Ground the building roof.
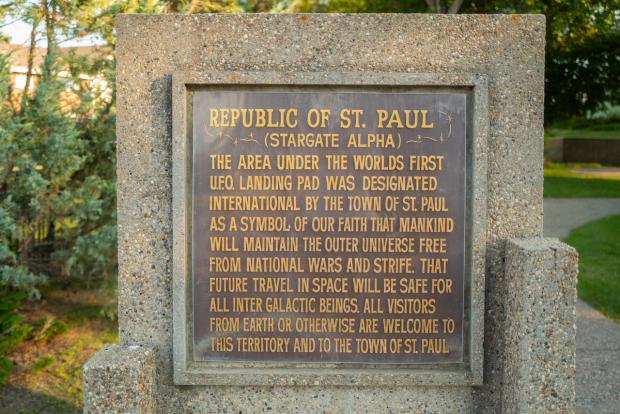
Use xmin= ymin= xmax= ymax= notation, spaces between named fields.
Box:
xmin=0 ymin=43 xmax=112 ymax=69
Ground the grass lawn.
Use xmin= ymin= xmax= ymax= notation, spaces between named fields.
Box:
xmin=0 ymin=288 xmax=118 ymax=413
xmin=565 ymin=215 xmax=620 ymax=322
xmin=544 ymin=163 xmax=620 ymax=197
xmin=546 ymin=123 xmax=620 ymax=139
xmin=546 ymin=128 xmax=620 ymax=139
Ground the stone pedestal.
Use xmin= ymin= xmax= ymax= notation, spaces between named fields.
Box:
xmin=84 ymin=345 xmax=156 ymax=414
xmin=503 ymin=239 xmax=578 ymax=412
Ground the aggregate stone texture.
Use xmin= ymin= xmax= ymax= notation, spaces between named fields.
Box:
xmin=503 ymin=238 xmax=577 ymax=413
xmin=83 ymin=344 xmax=156 ymax=413
xmin=97 ymin=13 xmax=552 ymax=413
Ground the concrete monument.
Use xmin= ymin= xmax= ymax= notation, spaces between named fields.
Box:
xmin=83 ymin=14 xmax=577 ymax=413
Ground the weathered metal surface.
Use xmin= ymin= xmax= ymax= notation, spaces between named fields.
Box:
xmin=191 ymin=91 xmax=466 ymax=364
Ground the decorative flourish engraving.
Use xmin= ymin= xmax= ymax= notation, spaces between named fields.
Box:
xmin=204 ymin=127 xmax=259 ymax=146
xmin=404 ymin=111 xmax=453 ymax=144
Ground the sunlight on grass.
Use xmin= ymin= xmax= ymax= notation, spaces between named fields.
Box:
xmin=565 ymin=215 xmax=620 ymax=322
xmin=544 ymin=163 xmax=620 ymax=197
xmin=547 ymin=129 xmax=620 ymax=139
xmin=546 ymin=124 xmax=620 ymax=139
xmin=2 ymin=289 xmax=118 ymax=413
xmin=29 ymin=356 xmax=55 ymax=373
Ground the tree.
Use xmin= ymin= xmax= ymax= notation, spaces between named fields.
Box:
xmin=287 ymin=0 xmax=427 ymax=12
xmin=465 ymin=0 xmax=619 ymax=121
xmin=545 ymin=29 xmax=619 ymax=122
xmin=164 ymin=0 xmax=243 ymax=12
xmin=289 ymin=0 xmax=619 ymax=122
xmin=0 ymin=0 xmax=122 ymax=382
xmin=423 ymin=0 xmax=463 ymax=12
xmin=0 ymin=0 xmax=122 ymax=290
xmin=19 ymin=4 xmax=41 ymax=112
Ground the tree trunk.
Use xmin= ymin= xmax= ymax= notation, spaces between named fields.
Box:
xmin=20 ymin=15 xmax=39 ymax=115
xmin=424 ymin=0 xmax=438 ymax=12
xmin=41 ymin=0 xmax=56 ymax=80
xmin=448 ymin=0 xmax=464 ymax=14
xmin=425 ymin=0 xmax=464 ymax=13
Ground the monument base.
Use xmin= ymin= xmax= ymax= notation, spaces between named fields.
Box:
xmin=503 ymin=238 xmax=577 ymax=412
xmin=84 ymin=238 xmax=576 ymax=413
xmin=84 ymin=345 xmax=156 ymax=414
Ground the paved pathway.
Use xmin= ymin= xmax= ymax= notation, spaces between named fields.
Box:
xmin=543 ymin=198 xmax=620 ymax=414
xmin=575 ymin=300 xmax=620 ymax=414
xmin=543 ymin=198 xmax=620 ymax=239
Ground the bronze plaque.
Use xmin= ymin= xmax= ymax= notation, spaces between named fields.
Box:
xmin=191 ymin=91 xmax=466 ymax=364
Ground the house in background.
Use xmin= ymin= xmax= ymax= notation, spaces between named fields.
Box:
xmin=0 ymin=43 xmax=112 ymax=111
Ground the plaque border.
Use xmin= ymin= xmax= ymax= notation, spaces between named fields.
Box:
xmin=172 ymin=71 xmax=488 ymax=386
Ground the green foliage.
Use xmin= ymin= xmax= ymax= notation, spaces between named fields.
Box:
xmin=189 ymin=0 xmax=244 ymax=12
xmin=0 ymin=1 xmax=119 ymax=385
xmin=51 ymin=47 xmax=118 ymax=287
xmin=164 ymin=0 xmax=243 ymax=12
xmin=0 ymin=2 xmax=119 ymax=288
xmin=0 ymin=50 xmax=92 ymax=286
xmin=60 ymin=301 xmax=117 ymax=325
xmin=34 ymin=317 xmax=69 ymax=342
xmin=287 ymin=0 xmax=620 ymax=123
xmin=0 ymin=51 xmax=39 ymax=383
xmin=0 ymin=356 xmax=13 ymax=385
xmin=590 ymin=104 xmax=620 ymax=123
xmin=0 ymin=290 xmax=32 ymax=384
xmin=30 ymin=355 xmax=56 ymax=372
xmin=0 ymin=291 xmax=32 ymax=352
xmin=546 ymin=105 xmax=620 ymax=137
xmin=50 ymin=340 xmax=86 ymax=400
xmin=0 ymin=53 xmax=46 ymax=296
xmin=565 ymin=215 xmax=620 ymax=321
xmin=545 ymin=29 xmax=620 ymax=122
xmin=287 ymin=0 xmax=426 ymax=12
xmin=546 ymin=127 xmax=620 ymax=139
xmin=464 ymin=0 xmax=620 ymax=122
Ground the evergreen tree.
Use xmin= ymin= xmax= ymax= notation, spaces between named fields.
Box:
xmin=0 ymin=1 xmax=120 ymax=381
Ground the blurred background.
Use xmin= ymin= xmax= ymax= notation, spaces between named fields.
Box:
xmin=0 ymin=1 xmax=617 ymax=413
